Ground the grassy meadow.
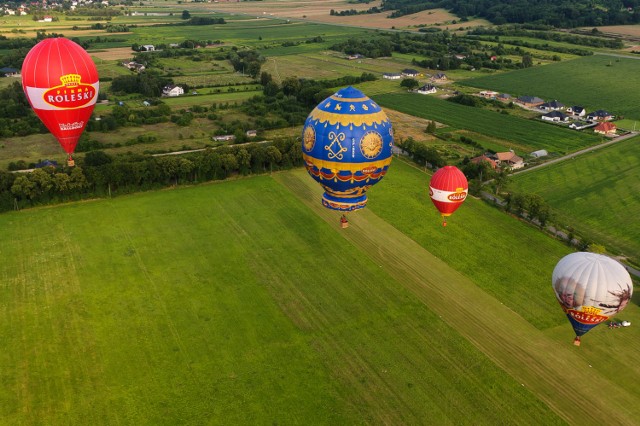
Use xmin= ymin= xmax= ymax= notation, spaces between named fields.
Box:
xmin=2 ymin=164 xmax=639 ymax=424
xmin=373 ymin=92 xmax=602 ymax=154
xmin=460 ymin=55 xmax=640 ymax=120
xmin=509 ymin=135 xmax=640 ymax=264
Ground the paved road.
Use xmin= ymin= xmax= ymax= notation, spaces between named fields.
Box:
xmin=511 ymin=131 xmax=638 ymax=176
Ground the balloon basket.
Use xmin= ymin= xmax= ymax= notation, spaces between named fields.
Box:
xmin=573 ymin=337 xmax=581 ymax=346
xmin=341 ymin=221 xmax=349 ymax=229
xmin=67 ymin=157 xmax=75 ymax=167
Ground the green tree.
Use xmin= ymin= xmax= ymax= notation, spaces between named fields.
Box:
xmin=521 ymin=54 xmax=533 ymax=68
xmin=400 ymin=78 xmax=420 ymax=90
xmin=181 ymin=10 xmax=191 ymax=20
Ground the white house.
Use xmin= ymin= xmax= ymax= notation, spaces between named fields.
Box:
xmin=541 ymin=111 xmax=569 ymax=122
xmin=383 ymin=73 xmax=402 ymax=80
xmin=567 ymin=106 xmax=586 ymax=117
xmin=141 ymin=45 xmax=155 ymax=52
xmin=162 ymin=85 xmax=184 ymax=97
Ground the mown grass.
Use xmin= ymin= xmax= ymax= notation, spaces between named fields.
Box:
xmin=373 ymin=92 xmax=602 ymax=154
xmin=508 ymin=135 xmax=640 ymax=263
xmin=459 ymin=54 xmax=640 ymax=120
xmin=0 ymin=175 xmax=562 ymax=425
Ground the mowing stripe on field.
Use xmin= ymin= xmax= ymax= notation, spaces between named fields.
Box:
xmin=275 ymin=169 xmax=640 ymax=426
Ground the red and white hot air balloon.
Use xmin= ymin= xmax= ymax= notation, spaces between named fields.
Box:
xmin=22 ymin=37 xmax=99 ymax=166
xmin=429 ymin=165 xmax=468 ymax=226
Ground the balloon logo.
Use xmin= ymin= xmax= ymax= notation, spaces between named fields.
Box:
xmin=552 ymin=252 xmax=633 ymax=346
xmin=22 ymin=37 xmax=99 ymax=166
xmin=302 ymin=86 xmax=393 ymax=213
xmin=429 ymin=165 xmax=468 ymax=226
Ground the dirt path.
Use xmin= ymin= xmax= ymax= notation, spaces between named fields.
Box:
xmin=275 ymin=168 xmax=640 ymax=425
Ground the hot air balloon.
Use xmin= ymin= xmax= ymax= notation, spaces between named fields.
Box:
xmin=22 ymin=37 xmax=99 ymax=166
xmin=429 ymin=165 xmax=468 ymax=226
xmin=552 ymin=252 xmax=633 ymax=346
xmin=302 ymin=86 xmax=393 ymax=218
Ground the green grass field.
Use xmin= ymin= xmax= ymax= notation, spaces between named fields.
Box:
xmin=373 ymin=92 xmax=602 ymax=154
xmin=1 ymin=163 xmax=639 ymax=424
xmin=509 ymin=135 xmax=640 ymax=263
xmin=459 ymin=55 xmax=640 ymax=120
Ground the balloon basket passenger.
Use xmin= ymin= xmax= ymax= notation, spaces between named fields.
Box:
xmin=67 ymin=155 xmax=75 ymax=167
xmin=340 ymin=214 xmax=349 ymax=229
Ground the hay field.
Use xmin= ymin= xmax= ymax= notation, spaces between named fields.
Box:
xmin=194 ymin=0 xmax=488 ymax=31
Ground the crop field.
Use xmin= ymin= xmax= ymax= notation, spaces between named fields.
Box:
xmin=2 ymin=163 xmax=639 ymax=424
xmin=459 ymin=55 xmax=640 ymax=120
xmin=373 ymin=92 xmax=602 ymax=154
xmin=509 ymin=135 xmax=640 ymax=263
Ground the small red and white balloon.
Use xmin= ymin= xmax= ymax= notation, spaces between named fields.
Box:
xmin=429 ymin=166 xmax=468 ymax=226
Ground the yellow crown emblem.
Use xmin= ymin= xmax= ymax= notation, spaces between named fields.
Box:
xmin=581 ymin=306 xmax=602 ymax=315
xmin=59 ymin=74 xmax=82 ymax=86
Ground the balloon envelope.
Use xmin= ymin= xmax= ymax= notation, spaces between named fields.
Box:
xmin=429 ymin=165 xmax=468 ymax=224
xmin=552 ymin=252 xmax=633 ymax=338
xmin=302 ymin=86 xmax=394 ymax=211
xmin=22 ymin=37 xmax=99 ymax=155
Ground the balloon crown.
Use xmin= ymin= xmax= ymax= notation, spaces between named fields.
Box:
xmin=60 ymin=73 xmax=82 ymax=87
xmin=580 ymin=306 xmax=602 ymax=315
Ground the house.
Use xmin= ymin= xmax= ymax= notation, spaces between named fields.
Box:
xmin=142 ymin=100 xmax=151 ymax=107
xmin=246 ymin=130 xmax=257 ymax=137
xmin=594 ymin=122 xmax=617 ymax=135
xmin=567 ymin=106 xmax=586 ymax=117
xmin=162 ymin=85 xmax=184 ymax=97
xmin=401 ymin=69 xmax=420 ymax=77
xmin=212 ymin=134 xmax=235 ymax=142
xmin=587 ymin=109 xmax=614 ymax=121
xmin=539 ymin=100 xmax=565 ymax=111
xmin=479 ymin=90 xmax=499 ymax=98
xmin=494 ymin=151 xmax=524 ymax=169
xmin=432 ymin=73 xmax=447 ymax=81
xmin=497 ymin=93 xmax=512 ymax=102
xmin=123 ymin=61 xmax=145 ymax=72
xmin=530 ymin=150 xmax=548 ymax=158
xmin=569 ymin=121 xmax=598 ymax=130
xmin=416 ymin=84 xmax=437 ymax=95
xmin=0 ymin=67 xmax=20 ymax=77
xmin=141 ymin=45 xmax=155 ymax=52
xmin=541 ymin=110 xmax=569 ymax=122
xmin=383 ymin=73 xmax=402 ymax=80
xmin=516 ymin=96 xmax=545 ymax=107
xmin=35 ymin=159 xmax=58 ymax=168
xmin=470 ymin=155 xmax=497 ymax=169
xmin=40 ymin=15 xmax=53 ymax=22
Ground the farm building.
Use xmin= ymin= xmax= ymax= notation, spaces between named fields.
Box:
xmin=470 ymin=155 xmax=497 ymax=169
xmin=141 ymin=45 xmax=155 ymax=51
xmin=539 ymin=100 xmax=565 ymax=111
xmin=587 ymin=109 xmax=614 ymax=121
xmin=246 ymin=130 xmax=257 ymax=137
xmin=594 ymin=122 xmax=617 ymax=135
xmin=212 ymin=135 xmax=235 ymax=142
xmin=494 ymin=151 xmax=524 ymax=169
xmin=162 ymin=85 xmax=184 ymax=97
xmin=541 ymin=111 xmax=570 ymax=122
xmin=516 ymin=96 xmax=545 ymax=107
xmin=479 ymin=91 xmax=499 ymax=98
xmin=416 ymin=84 xmax=437 ymax=95
xmin=0 ymin=67 xmax=19 ymax=77
xmin=383 ymin=73 xmax=402 ymax=80
xmin=530 ymin=150 xmax=548 ymax=158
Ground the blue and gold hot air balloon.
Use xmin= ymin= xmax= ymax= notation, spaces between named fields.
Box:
xmin=302 ymin=86 xmax=394 ymax=213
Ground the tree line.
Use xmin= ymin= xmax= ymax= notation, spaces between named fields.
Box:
xmin=0 ymin=139 xmax=302 ymax=213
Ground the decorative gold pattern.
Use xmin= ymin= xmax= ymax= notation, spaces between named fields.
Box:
xmin=308 ymin=108 xmax=389 ymax=127
xmin=325 ymin=131 xmax=347 ymax=160
xmin=302 ymin=153 xmax=392 ymax=172
xmin=303 ymin=125 xmax=315 ymax=152
xmin=360 ymin=131 xmax=383 ymax=159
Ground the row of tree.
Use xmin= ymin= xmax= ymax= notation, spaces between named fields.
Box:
xmin=0 ymin=139 xmax=303 ymax=212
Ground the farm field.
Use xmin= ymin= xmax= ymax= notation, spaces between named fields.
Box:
xmin=509 ymin=135 xmax=640 ymax=264
xmin=1 ymin=164 xmax=639 ymax=424
xmin=373 ymin=92 xmax=602 ymax=154
xmin=459 ymin=54 xmax=640 ymax=120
